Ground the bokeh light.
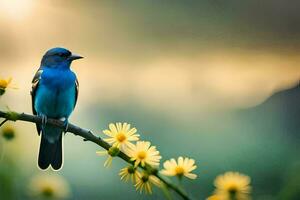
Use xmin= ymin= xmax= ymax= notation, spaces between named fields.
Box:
xmin=0 ymin=0 xmax=34 ymax=20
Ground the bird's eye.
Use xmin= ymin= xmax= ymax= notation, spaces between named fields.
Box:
xmin=58 ymin=53 xmax=66 ymax=57
xmin=56 ymin=52 xmax=68 ymax=58
xmin=57 ymin=52 xmax=71 ymax=58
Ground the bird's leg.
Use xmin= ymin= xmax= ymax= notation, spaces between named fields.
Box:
xmin=38 ymin=113 xmax=47 ymax=133
xmin=60 ymin=117 xmax=69 ymax=133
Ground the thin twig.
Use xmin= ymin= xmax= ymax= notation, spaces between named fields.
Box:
xmin=0 ymin=119 xmax=8 ymax=127
xmin=0 ymin=110 xmax=191 ymax=200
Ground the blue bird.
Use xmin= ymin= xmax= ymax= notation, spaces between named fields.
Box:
xmin=31 ymin=47 xmax=83 ymax=170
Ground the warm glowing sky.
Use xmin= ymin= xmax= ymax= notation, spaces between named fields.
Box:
xmin=1 ymin=0 xmax=300 ymax=113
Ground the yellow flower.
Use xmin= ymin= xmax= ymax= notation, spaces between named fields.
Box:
xmin=127 ymin=141 xmax=161 ymax=167
xmin=103 ymin=123 xmax=139 ymax=152
xmin=119 ymin=166 xmax=141 ymax=183
xmin=0 ymin=77 xmax=16 ymax=95
xmin=160 ymin=157 xmax=197 ymax=179
xmin=0 ymin=77 xmax=12 ymax=89
xmin=28 ymin=174 xmax=71 ymax=199
xmin=213 ymin=171 xmax=251 ymax=200
xmin=135 ymin=172 xmax=161 ymax=194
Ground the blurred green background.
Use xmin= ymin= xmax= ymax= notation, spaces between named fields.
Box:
xmin=1 ymin=0 xmax=300 ymax=199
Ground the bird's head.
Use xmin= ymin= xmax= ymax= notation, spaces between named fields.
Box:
xmin=41 ymin=47 xmax=83 ymax=68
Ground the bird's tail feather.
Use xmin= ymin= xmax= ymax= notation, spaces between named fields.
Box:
xmin=51 ymin=133 xmax=63 ymax=170
xmin=38 ymin=128 xmax=63 ymax=170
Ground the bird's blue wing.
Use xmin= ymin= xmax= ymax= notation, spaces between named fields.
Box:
xmin=31 ymin=68 xmax=43 ymax=135
xmin=74 ymin=77 xmax=79 ymax=108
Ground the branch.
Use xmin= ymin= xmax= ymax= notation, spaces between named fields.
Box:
xmin=0 ymin=110 xmax=191 ymax=200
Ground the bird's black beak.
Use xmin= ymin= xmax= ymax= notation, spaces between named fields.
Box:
xmin=69 ymin=53 xmax=84 ymax=61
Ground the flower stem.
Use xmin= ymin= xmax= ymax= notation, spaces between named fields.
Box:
xmin=0 ymin=139 xmax=5 ymax=162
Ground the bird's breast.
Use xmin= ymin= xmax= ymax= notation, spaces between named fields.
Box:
xmin=41 ymin=68 xmax=76 ymax=90
xmin=35 ymin=69 xmax=76 ymax=118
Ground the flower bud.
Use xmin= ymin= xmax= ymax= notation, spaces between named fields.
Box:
xmin=0 ymin=88 xmax=5 ymax=96
xmin=2 ymin=125 xmax=15 ymax=140
xmin=108 ymin=147 xmax=120 ymax=157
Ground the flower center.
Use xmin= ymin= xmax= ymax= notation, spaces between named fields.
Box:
xmin=228 ymin=185 xmax=238 ymax=196
xmin=127 ymin=166 xmax=135 ymax=174
xmin=116 ymin=133 xmax=126 ymax=142
xmin=137 ymin=151 xmax=147 ymax=160
xmin=141 ymin=174 xmax=149 ymax=183
xmin=42 ymin=186 xmax=54 ymax=197
xmin=175 ymin=166 xmax=185 ymax=175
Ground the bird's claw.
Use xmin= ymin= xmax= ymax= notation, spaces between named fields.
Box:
xmin=38 ymin=114 xmax=47 ymax=133
xmin=62 ymin=118 xmax=69 ymax=133
xmin=41 ymin=115 xmax=48 ymax=125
